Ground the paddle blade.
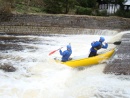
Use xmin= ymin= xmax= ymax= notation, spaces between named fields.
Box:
xmin=108 ymin=41 xmax=121 ymax=45
xmin=49 ymin=50 xmax=57 ymax=55
xmin=113 ymin=41 xmax=121 ymax=45
xmin=49 ymin=47 xmax=63 ymax=56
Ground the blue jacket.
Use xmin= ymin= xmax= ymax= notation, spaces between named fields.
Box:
xmin=59 ymin=45 xmax=72 ymax=62
xmin=90 ymin=41 xmax=108 ymax=53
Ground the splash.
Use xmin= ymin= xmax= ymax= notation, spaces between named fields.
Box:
xmin=0 ymin=30 xmax=130 ymax=98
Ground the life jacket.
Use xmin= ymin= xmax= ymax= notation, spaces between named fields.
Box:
xmin=93 ymin=41 xmax=102 ymax=50
xmin=94 ymin=44 xmax=102 ymax=50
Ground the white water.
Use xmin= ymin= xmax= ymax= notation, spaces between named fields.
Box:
xmin=0 ymin=31 xmax=130 ymax=98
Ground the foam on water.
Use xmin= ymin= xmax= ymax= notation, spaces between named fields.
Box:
xmin=0 ymin=31 xmax=130 ymax=98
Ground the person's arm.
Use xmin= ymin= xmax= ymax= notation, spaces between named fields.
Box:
xmin=59 ymin=50 xmax=63 ymax=55
xmin=59 ymin=50 xmax=66 ymax=56
xmin=69 ymin=46 xmax=72 ymax=55
xmin=91 ymin=41 xmax=95 ymax=47
xmin=102 ymin=43 xmax=108 ymax=49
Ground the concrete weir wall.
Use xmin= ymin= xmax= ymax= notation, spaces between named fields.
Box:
xmin=0 ymin=14 xmax=130 ymax=34
xmin=104 ymin=33 xmax=130 ymax=75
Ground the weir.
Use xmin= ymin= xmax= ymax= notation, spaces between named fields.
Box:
xmin=0 ymin=14 xmax=130 ymax=74
xmin=0 ymin=14 xmax=130 ymax=35
xmin=104 ymin=33 xmax=130 ymax=75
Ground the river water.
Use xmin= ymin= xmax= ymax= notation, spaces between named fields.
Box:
xmin=0 ymin=30 xmax=130 ymax=98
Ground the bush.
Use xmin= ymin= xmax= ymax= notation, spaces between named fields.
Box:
xmin=96 ymin=10 xmax=108 ymax=16
xmin=0 ymin=0 xmax=12 ymax=14
xmin=75 ymin=6 xmax=92 ymax=15
xmin=115 ymin=9 xmax=130 ymax=18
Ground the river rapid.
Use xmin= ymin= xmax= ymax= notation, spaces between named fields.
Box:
xmin=0 ymin=30 xmax=130 ymax=98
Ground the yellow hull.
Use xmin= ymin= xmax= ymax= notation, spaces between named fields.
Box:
xmin=55 ymin=49 xmax=115 ymax=67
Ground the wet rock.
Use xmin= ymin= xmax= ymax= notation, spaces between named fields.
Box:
xmin=0 ymin=64 xmax=16 ymax=72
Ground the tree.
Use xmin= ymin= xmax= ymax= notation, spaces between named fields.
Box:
xmin=76 ymin=0 xmax=88 ymax=8
xmin=0 ymin=0 xmax=14 ymax=14
xmin=62 ymin=0 xmax=77 ymax=14
xmin=43 ymin=0 xmax=77 ymax=14
xmin=76 ymin=0 xmax=97 ymax=15
xmin=116 ymin=0 xmax=128 ymax=10
xmin=76 ymin=0 xmax=97 ymax=8
xmin=87 ymin=0 xmax=97 ymax=8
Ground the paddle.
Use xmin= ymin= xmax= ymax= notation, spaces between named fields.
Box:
xmin=113 ymin=41 xmax=121 ymax=45
xmin=49 ymin=43 xmax=71 ymax=56
xmin=49 ymin=47 xmax=63 ymax=55
xmin=108 ymin=41 xmax=121 ymax=45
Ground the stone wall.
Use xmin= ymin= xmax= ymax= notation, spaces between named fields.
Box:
xmin=0 ymin=14 xmax=130 ymax=34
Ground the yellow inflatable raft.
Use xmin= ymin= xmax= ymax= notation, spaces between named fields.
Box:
xmin=55 ymin=49 xmax=115 ymax=67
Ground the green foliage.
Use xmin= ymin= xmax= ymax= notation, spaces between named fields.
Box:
xmin=75 ymin=0 xmax=97 ymax=15
xmin=15 ymin=3 xmax=43 ymax=13
xmin=115 ymin=9 xmax=130 ymax=18
xmin=76 ymin=0 xmax=88 ymax=7
xmin=43 ymin=0 xmax=63 ymax=14
xmin=86 ymin=0 xmax=97 ymax=8
xmin=75 ymin=6 xmax=92 ymax=15
xmin=102 ymin=0 xmax=127 ymax=4
xmin=116 ymin=0 xmax=127 ymax=4
xmin=0 ymin=0 xmax=12 ymax=14
xmin=43 ymin=0 xmax=77 ymax=14
xmin=76 ymin=0 xmax=97 ymax=8
xmin=95 ymin=10 xmax=108 ymax=16
xmin=0 ymin=0 xmax=129 ymax=18
xmin=15 ymin=3 xmax=25 ymax=13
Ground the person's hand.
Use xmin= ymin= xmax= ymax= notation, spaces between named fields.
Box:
xmin=60 ymin=47 xmax=63 ymax=49
xmin=103 ymin=42 xmax=107 ymax=44
xmin=105 ymin=42 xmax=108 ymax=44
